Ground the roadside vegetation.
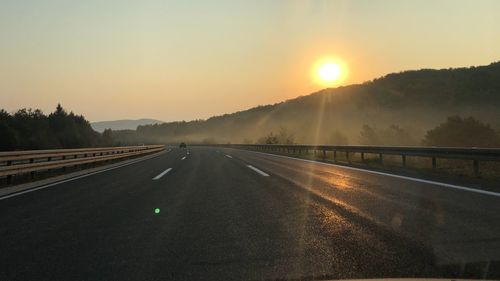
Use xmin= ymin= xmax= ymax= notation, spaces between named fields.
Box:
xmin=421 ymin=116 xmax=500 ymax=147
xmin=0 ymin=104 xmax=116 ymax=151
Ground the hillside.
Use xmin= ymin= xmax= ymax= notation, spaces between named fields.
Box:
xmin=115 ymin=62 xmax=500 ymax=145
xmin=0 ymin=105 xmax=113 ymax=151
xmin=91 ymin=119 xmax=163 ymax=132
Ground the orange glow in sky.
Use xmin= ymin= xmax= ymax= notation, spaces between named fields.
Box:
xmin=0 ymin=1 xmax=499 ymax=122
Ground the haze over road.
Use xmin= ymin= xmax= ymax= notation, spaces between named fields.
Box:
xmin=1 ymin=147 xmax=499 ymax=280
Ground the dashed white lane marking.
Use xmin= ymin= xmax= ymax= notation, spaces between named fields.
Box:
xmin=181 ymin=156 xmax=187 ymax=160
xmin=236 ymin=149 xmax=500 ymax=198
xmin=247 ymin=165 xmax=270 ymax=177
xmin=225 ymin=154 xmax=233 ymax=158
xmin=152 ymin=168 xmax=172 ymax=180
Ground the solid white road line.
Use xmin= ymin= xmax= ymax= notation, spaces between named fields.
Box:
xmin=247 ymin=165 xmax=270 ymax=177
xmin=236 ymin=149 xmax=500 ymax=198
xmin=181 ymin=156 xmax=187 ymax=160
xmin=152 ymin=168 xmax=172 ymax=180
xmin=0 ymin=151 xmax=166 ymax=201
xmin=225 ymin=154 xmax=233 ymax=158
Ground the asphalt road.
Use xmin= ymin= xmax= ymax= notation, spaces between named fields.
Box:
xmin=1 ymin=147 xmax=499 ymax=280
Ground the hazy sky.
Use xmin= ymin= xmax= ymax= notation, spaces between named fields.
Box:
xmin=1 ymin=0 xmax=499 ymax=122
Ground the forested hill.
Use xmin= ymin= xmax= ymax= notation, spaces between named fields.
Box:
xmin=0 ymin=104 xmax=114 ymax=151
xmin=115 ymin=61 xmax=500 ymax=146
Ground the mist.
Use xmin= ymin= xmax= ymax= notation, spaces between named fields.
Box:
xmin=110 ymin=62 xmax=500 ymax=148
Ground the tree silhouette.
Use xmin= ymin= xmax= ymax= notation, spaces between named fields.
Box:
xmin=0 ymin=104 xmax=115 ymax=151
xmin=422 ymin=116 xmax=500 ymax=147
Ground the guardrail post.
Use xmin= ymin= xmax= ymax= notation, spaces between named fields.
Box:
xmin=322 ymin=150 xmax=326 ymax=160
xmin=62 ymin=156 xmax=67 ymax=171
xmin=379 ymin=153 xmax=383 ymax=164
xmin=432 ymin=157 xmax=437 ymax=169
xmin=333 ymin=150 xmax=337 ymax=162
xmin=346 ymin=151 xmax=350 ymax=163
xmin=361 ymin=152 xmax=364 ymax=162
xmin=6 ymin=160 xmax=12 ymax=184
xmin=30 ymin=158 xmax=35 ymax=179
xmin=47 ymin=156 xmax=52 ymax=172
xmin=402 ymin=155 xmax=406 ymax=167
xmin=473 ymin=160 xmax=479 ymax=178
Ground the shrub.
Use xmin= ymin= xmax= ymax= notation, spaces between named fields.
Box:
xmin=422 ymin=116 xmax=500 ymax=147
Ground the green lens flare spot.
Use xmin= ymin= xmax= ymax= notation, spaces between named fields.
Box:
xmin=154 ymin=208 xmax=160 ymax=214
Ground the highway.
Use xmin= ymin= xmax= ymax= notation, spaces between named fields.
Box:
xmin=1 ymin=147 xmax=499 ymax=280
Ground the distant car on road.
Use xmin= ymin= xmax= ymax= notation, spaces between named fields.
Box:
xmin=179 ymin=142 xmax=187 ymax=148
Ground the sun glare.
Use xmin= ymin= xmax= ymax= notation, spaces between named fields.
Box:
xmin=319 ymin=63 xmax=341 ymax=82
xmin=313 ymin=58 xmax=347 ymax=87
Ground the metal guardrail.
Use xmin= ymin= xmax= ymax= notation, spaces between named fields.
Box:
xmin=0 ymin=145 xmax=165 ymax=183
xmin=210 ymin=144 xmax=500 ymax=177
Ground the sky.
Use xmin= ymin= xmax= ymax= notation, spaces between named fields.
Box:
xmin=1 ymin=0 xmax=499 ymax=122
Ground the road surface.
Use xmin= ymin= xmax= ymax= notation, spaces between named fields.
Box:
xmin=1 ymin=147 xmax=499 ymax=280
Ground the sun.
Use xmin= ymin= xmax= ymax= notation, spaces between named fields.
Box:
xmin=313 ymin=58 xmax=347 ymax=86
xmin=319 ymin=63 xmax=342 ymax=82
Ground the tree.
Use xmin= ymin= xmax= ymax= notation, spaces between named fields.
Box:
xmin=358 ymin=124 xmax=416 ymax=146
xmin=257 ymin=127 xmax=295 ymax=144
xmin=101 ymin=129 xmax=115 ymax=146
xmin=422 ymin=116 xmax=500 ymax=147
xmin=380 ymin=125 xmax=416 ymax=146
xmin=277 ymin=127 xmax=295 ymax=144
xmin=0 ymin=110 xmax=18 ymax=150
xmin=0 ymin=104 xmax=111 ymax=151
xmin=48 ymin=104 xmax=101 ymax=148
xmin=359 ymin=125 xmax=380 ymax=145
xmin=257 ymin=132 xmax=279 ymax=144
